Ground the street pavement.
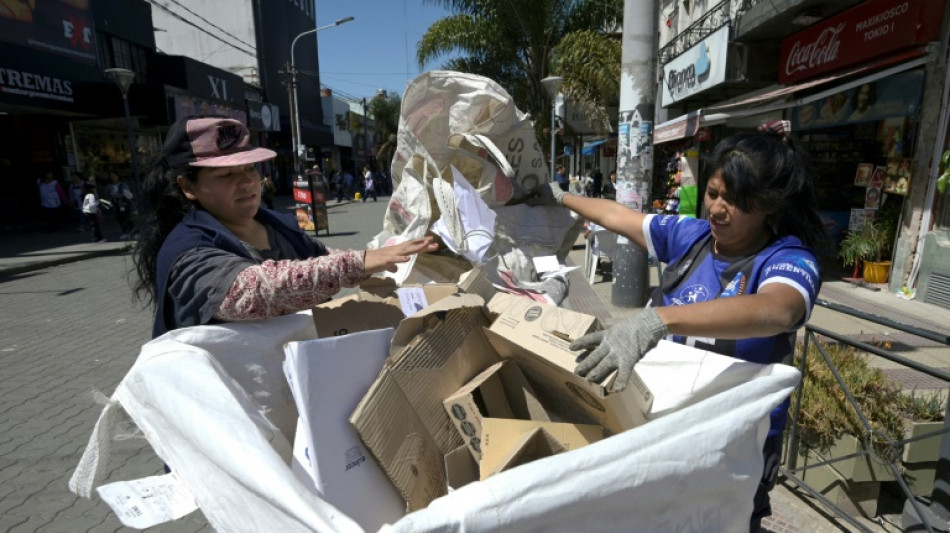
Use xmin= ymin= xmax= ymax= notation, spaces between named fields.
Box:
xmin=0 ymin=193 xmax=947 ymax=532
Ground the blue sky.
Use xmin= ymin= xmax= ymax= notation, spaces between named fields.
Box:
xmin=315 ymin=1 xmax=455 ymax=101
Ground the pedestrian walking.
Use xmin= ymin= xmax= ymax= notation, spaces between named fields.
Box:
xmin=261 ymin=173 xmax=276 ymax=209
xmin=108 ymin=172 xmax=135 ymax=239
xmin=132 ymin=115 xmax=438 ymax=338
xmin=37 ymin=172 xmax=68 ymax=231
xmin=81 ymin=183 xmax=105 ymax=242
xmin=69 ymin=172 xmax=88 ymax=232
xmin=554 ymin=164 xmax=568 ymax=192
xmin=528 ymin=120 xmax=830 ymax=531
xmin=591 ymin=169 xmax=603 ymax=198
xmin=602 ymin=171 xmax=617 ymax=200
xmin=343 ymin=169 xmax=355 ymax=200
xmin=362 ymin=165 xmax=377 ymax=202
xmin=332 ymin=171 xmax=344 ymax=202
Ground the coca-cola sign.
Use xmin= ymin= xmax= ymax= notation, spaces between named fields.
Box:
xmin=784 ymin=24 xmax=844 ymax=80
xmin=779 ymin=0 xmax=944 ymax=84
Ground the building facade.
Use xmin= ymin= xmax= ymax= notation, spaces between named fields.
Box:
xmin=0 ymin=0 xmax=299 ymax=227
xmin=151 ymin=0 xmax=329 ymax=185
xmin=651 ymin=0 xmax=950 ymax=307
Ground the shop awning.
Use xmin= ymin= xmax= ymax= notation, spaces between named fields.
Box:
xmin=653 ymin=111 xmax=702 ymax=144
xmin=653 ymin=49 xmax=929 ymax=145
xmin=582 ymin=139 xmax=607 ymax=155
xmin=707 ymin=49 xmax=928 ymax=113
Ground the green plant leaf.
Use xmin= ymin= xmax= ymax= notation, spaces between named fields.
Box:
xmin=939 ymin=172 xmax=950 ymax=194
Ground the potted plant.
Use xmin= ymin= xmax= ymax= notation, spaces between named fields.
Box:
xmin=838 ymin=198 xmax=900 ymax=283
xmin=791 ymin=340 xmax=905 ymax=516
xmin=898 ymin=389 xmax=947 ymax=496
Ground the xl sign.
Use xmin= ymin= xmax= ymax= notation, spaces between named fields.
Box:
xmin=661 ymin=25 xmax=729 ymax=108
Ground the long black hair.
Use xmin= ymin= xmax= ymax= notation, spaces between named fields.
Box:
xmin=132 ymin=156 xmax=199 ymax=306
xmin=703 ymin=132 xmax=832 ymax=263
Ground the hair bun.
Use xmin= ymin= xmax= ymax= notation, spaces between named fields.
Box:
xmin=757 ymin=120 xmax=791 ymax=143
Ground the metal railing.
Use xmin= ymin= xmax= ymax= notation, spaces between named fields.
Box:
xmin=782 ymin=299 xmax=950 ymax=532
xmin=658 ymin=0 xmax=735 ymax=66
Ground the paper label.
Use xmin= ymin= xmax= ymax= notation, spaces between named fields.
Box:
xmin=531 ymin=255 xmax=560 ymax=274
xmin=397 ymin=287 xmax=429 ymax=316
xmin=96 ymin=473 xmax=198 ymax=529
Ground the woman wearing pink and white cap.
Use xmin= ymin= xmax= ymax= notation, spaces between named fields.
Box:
xmin=133 ymin=115 xmax=437 ymax=338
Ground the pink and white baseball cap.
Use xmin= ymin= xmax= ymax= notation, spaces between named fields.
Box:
xmin=163 ymin=115 xmax=276 ymax=168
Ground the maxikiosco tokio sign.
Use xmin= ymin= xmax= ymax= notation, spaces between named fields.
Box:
xmin=779 ymin=0 xmax=945 ymax=84
xmin=661 ymin=25 xmax=730 ymax=108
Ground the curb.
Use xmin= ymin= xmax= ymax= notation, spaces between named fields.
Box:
xmin=0 ymin=244 xmax=133 ymax=279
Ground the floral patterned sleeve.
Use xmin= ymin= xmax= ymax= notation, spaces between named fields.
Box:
xmin=213 ymin=249 xmax=366 ymax=322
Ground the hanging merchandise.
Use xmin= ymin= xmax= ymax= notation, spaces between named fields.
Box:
xmin=677 ymin=149 xmax=700 ymax=217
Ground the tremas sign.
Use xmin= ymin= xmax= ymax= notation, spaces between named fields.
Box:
xmin=0 ymin=67 xmax=73 ymax=103
xmin=779 ymin=0 xmax=945 ymax=84
xmin=661 ymin=25 xmax=729 ymax=108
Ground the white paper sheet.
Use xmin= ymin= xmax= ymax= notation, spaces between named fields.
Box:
xmin=96 ymin=473 xmax=198 ymax=529
xmin=284 ymin=329 xmax=406 ymax=530
xmin=431 ymin=165 xmax=496 ymax=263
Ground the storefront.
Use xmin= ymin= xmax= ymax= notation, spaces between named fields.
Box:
xmin=0 ymin=42 xmax=107 ymax=224
xmin=775 ymin=0 xmax=946 ymax=290
xmin=653 ymin=0 xmax=948 ymax=296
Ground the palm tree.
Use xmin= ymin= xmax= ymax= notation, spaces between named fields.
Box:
xmin=552 ymin=28 xmax=621 ymax=134
xmin=418 ymin=0 xmax=622 ymax=142
xmin=367 ymin=91 xmax=402 ymax=177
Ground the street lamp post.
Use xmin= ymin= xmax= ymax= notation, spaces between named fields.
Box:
xmin=289 ymin=16 xmax=354 ymax=177
xmin=541 ymin=76 xmax=564 ymax=182
xmin=288 ymin=16 xmax=353 ymax=230
xmin=104 ymin=68 xmax=142 ymax=217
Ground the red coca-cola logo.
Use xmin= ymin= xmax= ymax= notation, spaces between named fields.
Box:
xmin=784 ymin=23 xmax=844 ymax=78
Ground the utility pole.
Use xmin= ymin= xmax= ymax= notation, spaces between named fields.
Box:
xmin=282 ymin=61 xmax=300 ymax=178
xmin=612 ymin=0 xmax=658 ymax=308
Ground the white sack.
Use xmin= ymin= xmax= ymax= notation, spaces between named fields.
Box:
xmin=369 ymin=71 xmax=583 ymax=292
xmin=71 ymin=313 xmax=799 ymax=533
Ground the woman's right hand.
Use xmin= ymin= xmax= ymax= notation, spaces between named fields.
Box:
xmin=363 ymin=237 xmax=439 ymax=274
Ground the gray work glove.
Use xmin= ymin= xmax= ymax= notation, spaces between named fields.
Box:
xmin=525 ymin=182 xmax=568 ymax=206
xmin=571 ymin=308 xmax=668 ymax=392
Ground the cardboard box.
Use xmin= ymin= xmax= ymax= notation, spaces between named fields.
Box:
xmin=443 ymin=445 xmax=479 ymax=492
xmin=484 ymin=293 xmax=653 ymax=434
xmin=480 ymin=418 xmax=603 ymax=480
xmin=442 ymin=360 xmax=549 ymax=461
xmin=350 ymin=293 xmax=499 ymax=510
xmin=458 ymin=266 xmax=497 ymax=303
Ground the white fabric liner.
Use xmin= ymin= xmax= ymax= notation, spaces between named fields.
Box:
xmin=70 ymin=312 xmax=801 ymax=532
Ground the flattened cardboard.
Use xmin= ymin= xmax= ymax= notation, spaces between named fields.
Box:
xmin=311 ymin=293 xmax=405 ymax=338
xmin=312 ymin=282 xmax=459 ymax=338
xmin=485 ymin=293 xmax=652 ymax=434
xmin=479 ymin=418 xmax=603 ymax=480
xmin=350 ymin=293 xmax=499 ymax=511
xmin=359 ymin=277 xmax=459 ymax=313
xmin=442 ymin=360 xmax=549 ymax=461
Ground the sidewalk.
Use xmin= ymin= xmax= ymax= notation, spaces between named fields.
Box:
xmin=0 ymin=215 xmax=134 ymax=278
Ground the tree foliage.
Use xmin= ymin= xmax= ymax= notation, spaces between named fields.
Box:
xmin=418 ymin=0 xmax=622 ymax=138
xmin=368 ymin=92 xmax=402 ymax=174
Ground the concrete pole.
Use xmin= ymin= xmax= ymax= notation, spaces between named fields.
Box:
xmin=612 ymin=0 xmax=658 ymax=308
